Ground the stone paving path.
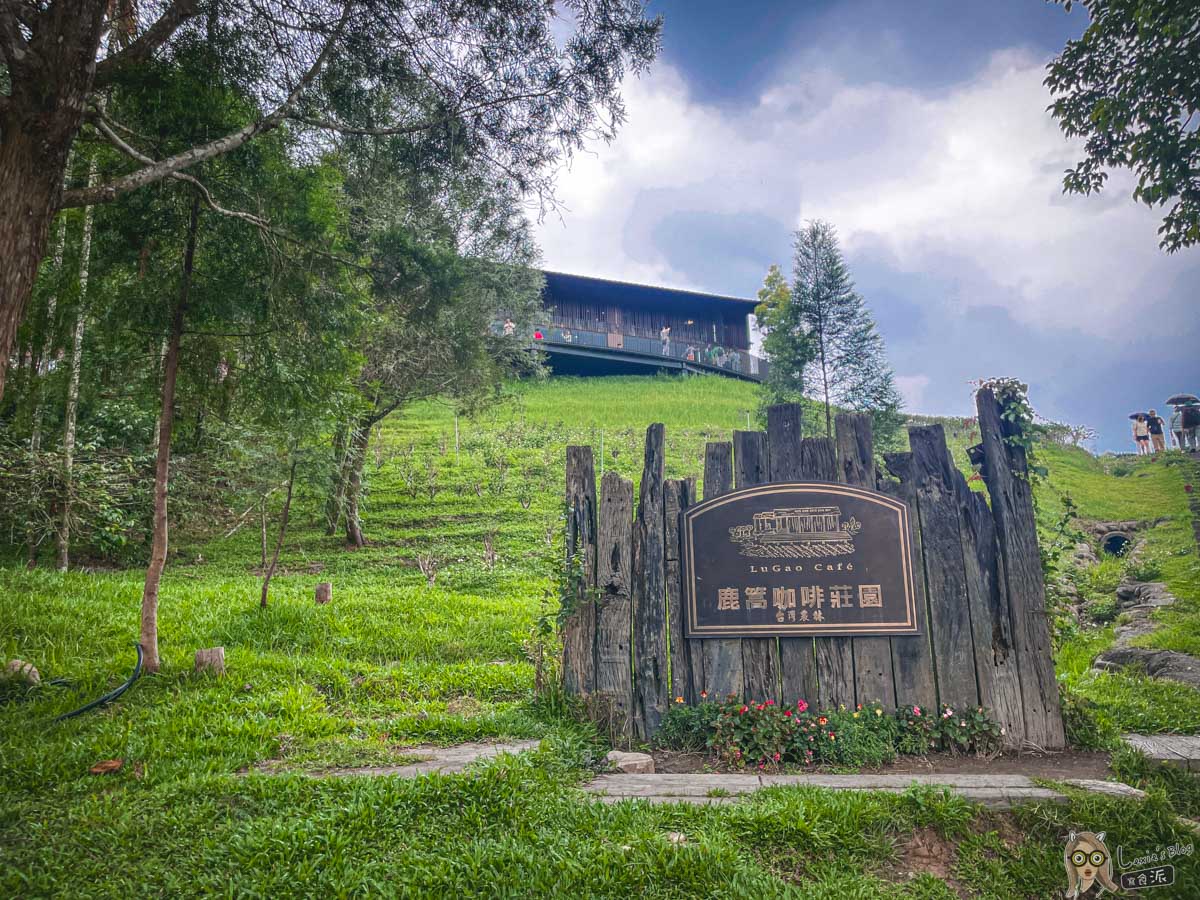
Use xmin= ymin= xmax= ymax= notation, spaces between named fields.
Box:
xmin=1123 ymin=734 xmax=1200 ymax=772
xmin=583 ymin=772 xmax=1145 ymax=810
xmin=317 ymin=740 xmax=541 ymax=778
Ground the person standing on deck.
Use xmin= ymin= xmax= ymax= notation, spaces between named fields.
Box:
xmin=1132 ymin=414 xmax=1150 ymax=454
xmin=1147 ymin=409 xmax=1167 ymax=453
xmin=1171 ymin=407 xmax=1185 ymax=449
xmin=1183 ymin=404 xmax=1200 ymax=450
xmin=660 ymin=325 xmax=671 ymax=355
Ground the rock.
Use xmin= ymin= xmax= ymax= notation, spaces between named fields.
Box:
xmin=194 ymin=647 xmax=226 ymax=675
xmin=315 ymin=582 xmax=332 ymax=605
xmin=3 ymin=659 xmax=40 ymax=684
xmin=605 ymin=750 xmax=655 ymax=774
xmin=1094 ymin=647 xmax=1200 ymax=689
xmin=665 ymin=831 xmax=687 ymax=844
xmin=1071 ymin=542 xmax=1099 ymax=566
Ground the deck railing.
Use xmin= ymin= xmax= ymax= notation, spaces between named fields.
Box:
xmin=505 ymin=318 xmax=768 ymax=381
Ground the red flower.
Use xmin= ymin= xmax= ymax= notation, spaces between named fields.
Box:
xmin=784 ymin=709 xmax=793 ymax=717
xmin=1186 ymin=484 xmax=1194 ymax=494
xmin=755 ymin=703 xmax=765 ymax=711
xmin=739 ymin=705 xmax=749 ymax=715
xmin=765 ymin=699 xmax=775 ymax=706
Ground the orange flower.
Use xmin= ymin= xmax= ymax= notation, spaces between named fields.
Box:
xmin=818 ymin=716 xmax=828 ymax=725
xmin=675 ymin=696 xmax=684 ymax=704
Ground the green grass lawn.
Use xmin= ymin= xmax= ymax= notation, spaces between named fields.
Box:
xmin=3 ymin=374 xmax=1200 ymax=896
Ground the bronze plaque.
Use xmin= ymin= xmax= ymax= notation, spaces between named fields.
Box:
xmin=683 ymin=481 xmax=919 ymax=638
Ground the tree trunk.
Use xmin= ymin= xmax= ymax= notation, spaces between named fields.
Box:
xmin=260 ymin=459 xmax=298 ymax=608
xmin=140 ymin=196 xmax=200 ymax=673
xmin=324 ymin=421 xmax=350 ymax=535
xmin=26 ymin=213 xmax=69 ymax=567
xmin=344 ymin=419 xmax=372 ymax=548
xmin=57 ymin=160 xmax=99 ymax=572
xmin=0 ymin=2 xmax=108 ymax=404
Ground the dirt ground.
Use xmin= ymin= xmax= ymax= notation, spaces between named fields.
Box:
xmin=651 ymin=748 xmax=1113 ymax=780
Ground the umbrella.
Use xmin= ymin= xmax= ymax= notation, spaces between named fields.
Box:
xmin=1128 ymin=412 xmax=1149 ymax=419
xmin=1167 ymin=393 xmax=1199 ymax=406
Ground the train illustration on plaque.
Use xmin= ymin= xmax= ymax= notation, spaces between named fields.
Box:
xmin=728 ymin=505 xmax=862 ymax=558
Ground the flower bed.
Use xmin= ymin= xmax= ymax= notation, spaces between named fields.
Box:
xmin=657 ymin=696 xmax=1003 ymax=771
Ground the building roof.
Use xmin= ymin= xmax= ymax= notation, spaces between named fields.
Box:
xmin=542 ymin=270 xmax=757 ymax=312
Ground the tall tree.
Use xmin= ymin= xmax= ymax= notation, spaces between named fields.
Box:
xmin=0 ymin=0 xmax=661 ymax=403
xmin=753 ymin=263 xmax=812 ymax=417
xmin=1046 ymin=0 xmax=1200 ymax=251
xmin=787 ymin=221 xmax=902 ymax=443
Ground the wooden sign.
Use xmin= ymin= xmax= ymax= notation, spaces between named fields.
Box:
xmin=682 ymin=481 xmax=919 ymax=638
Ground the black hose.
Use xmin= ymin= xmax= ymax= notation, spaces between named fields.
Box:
xmin=53 ymin=642 xmax=144 ymax=722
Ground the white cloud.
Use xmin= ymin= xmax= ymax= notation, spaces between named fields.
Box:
xmin=535 ymin=50 xmax=1194 ymax=339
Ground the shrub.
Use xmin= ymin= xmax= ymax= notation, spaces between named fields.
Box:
xmin=1127 ymin=552 xmax=1164 ymax=583
xmin=1060 ymin=685 xmax=1115 ymax=751
xmin=1084 ymin=595 xmax=1119 ymax=624
xmin=655 ymin=698 xmax=721 ymax=752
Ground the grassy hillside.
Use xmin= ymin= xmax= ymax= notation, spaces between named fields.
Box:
xmin=3 ymin=374 xmax=1199 ymax=896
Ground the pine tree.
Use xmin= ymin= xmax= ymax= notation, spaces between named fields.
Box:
xmin=771 ymin=221 xmax=903 ymax=443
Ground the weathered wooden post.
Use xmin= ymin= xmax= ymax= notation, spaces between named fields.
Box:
xmin=767 ymin=404 xmax=818 ymax=707
xmin=194 ymin=647 xmax=225 ymax=675
xmin=880 ymin=452 xmax=938 ymax=709
xmin=976 ymin=387 xmax=1065 ymax=749
xmin=664 ymin=478 xmax=694 ymax=703
xmin=957 ymin=476 xmax=1026 ymax=747
xmin=838 ymin=413 xmax=897 ymax=709
xmin=803 ymin=436 xmax=856 ymax=709
xmin=696 ymin=441 xmax=742 ymax=699
xmin=315 ymin=582 xmax=332 ymax=605
xmin=594 ymin=470 xmax=635 ymax=738
xmin=632 ymin=425 xmax=668 ymax=738
xmin=562 ymin=446 xmax=598 ymax=697
xmin=734 ymin=429 xmax=778 ymax=701
xmin=908 ymin=425 xmax=983 ymax=710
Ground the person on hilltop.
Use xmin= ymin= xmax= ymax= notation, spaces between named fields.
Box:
xmin=1131 ymin=413 xmax=1150 ymax=455
xmin=1171 ymin=406 xmax=1185 ymax=449
xmin=1183 ymin=404 xmax=1200 ymax=451
xmin=1147 ymin=408 xmax=1167 ymax=454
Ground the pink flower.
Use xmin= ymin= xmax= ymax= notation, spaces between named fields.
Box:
xmin=913 ymin=706 xmax=921 ymax=716
xmin=739 ymin=705 xmax=748 ymax=715
xmin=796 ymin=699 xmax=809 ymax=713
xmin=942 ymin=708 xmax=953 ymax=718
xmin=773 ymin=752 xmax=780 ymax=762
xmin=765 ymin=699 xmax=775 ymax=706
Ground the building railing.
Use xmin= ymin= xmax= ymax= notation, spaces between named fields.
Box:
xmin=499 ymin=318 xmax=769 ymax=381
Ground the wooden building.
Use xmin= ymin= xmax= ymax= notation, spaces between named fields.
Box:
xmin=535 ymin=271 xmax=765 ymax=381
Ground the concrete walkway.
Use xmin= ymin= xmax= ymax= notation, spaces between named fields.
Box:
xmin=1123 ymin=734 xmax=1200 ymax=772
xmin=583 ymin=772 xmax=1145 ymax=810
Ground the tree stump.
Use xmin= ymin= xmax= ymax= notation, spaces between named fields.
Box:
xmin=315 ymin=582 xmax=333 ymax=605
xmin=194 ymin=647 xmax=226 ymax=675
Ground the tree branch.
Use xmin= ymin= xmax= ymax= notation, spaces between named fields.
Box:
xmin=60 ymin=1 xmax=352 ymax=208
xmin=93 ymin=0 xmax=200 ymax=88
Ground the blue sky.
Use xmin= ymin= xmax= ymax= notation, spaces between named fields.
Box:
xmin=535 ymin=0 xmax=1200 ymax=451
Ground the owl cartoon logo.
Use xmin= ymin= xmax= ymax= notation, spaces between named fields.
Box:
xmin=1065 ymin=831 xmax=1121 ymax=896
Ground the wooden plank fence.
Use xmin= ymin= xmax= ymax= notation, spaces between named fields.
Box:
xmin=563 ymin=398 xmax=1064 ymax=748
